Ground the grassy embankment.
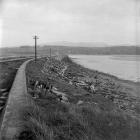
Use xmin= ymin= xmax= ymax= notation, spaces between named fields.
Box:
xmin=18 ymin=56 xmax=140 ymax=140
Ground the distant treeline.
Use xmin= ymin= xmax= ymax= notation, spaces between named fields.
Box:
xmin=0 ymin=45 xmax=140 ymax=57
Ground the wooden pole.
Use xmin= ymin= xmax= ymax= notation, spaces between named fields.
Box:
xmin=33 ymin=35 xmax=39 ymax=62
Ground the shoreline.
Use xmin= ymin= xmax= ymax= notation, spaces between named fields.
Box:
xmin=73 ymin=60 xmax=140 ymax=85
xmin=69 ymin=55 xmax=140 ymax=85
xmin=65 ymin=56 xmax=140 ymax=98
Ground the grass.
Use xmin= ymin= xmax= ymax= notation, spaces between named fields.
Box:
xmin=18 ymin=56 xmax=140 ymax=140
xmin=18 ymin=95 xmax=140 ymax=140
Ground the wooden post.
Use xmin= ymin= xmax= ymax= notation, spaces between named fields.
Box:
xmin=33 ymin=35 xmax=39 ymax=62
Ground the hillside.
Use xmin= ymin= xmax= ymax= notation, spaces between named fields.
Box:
xmin=0 ymin=45 xmax=140 ymax=57
xmin=40 ymin=45 xmax=140 ymax=55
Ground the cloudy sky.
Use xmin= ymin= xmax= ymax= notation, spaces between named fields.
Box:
xmin=0 ymin=0 xmax=139 ymax=48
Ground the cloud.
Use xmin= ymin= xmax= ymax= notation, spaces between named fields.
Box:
xmin=0 ymin=0 xmax=138 ymax=47
xmin=0 ymin=19 xmax=3 ymax=48
xmin=0 ymin=0 xmax=4 ymax=13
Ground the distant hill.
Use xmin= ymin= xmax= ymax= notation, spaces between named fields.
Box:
xmin=0 ymin=45 xmax=140 ymax=57
xmin=41 ymin=45 xmax=140 ymax=55
xmin=44 ymin=41 xmax=108 ymax=47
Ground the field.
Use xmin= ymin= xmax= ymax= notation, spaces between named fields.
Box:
xmin=17 ymin=56 xmax=140 ymax=140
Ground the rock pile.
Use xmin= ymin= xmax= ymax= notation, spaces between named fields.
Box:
xmin=28 ymin=78 xmax=69 ymax=103
xmin=42 ymin=58 xmax=66 ymax=77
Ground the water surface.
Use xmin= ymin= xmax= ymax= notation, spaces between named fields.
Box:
xmin=69 ymin=55 xmax=140 ymax=82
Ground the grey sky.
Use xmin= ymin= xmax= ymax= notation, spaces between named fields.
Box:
xmin=0 ymin=0 xmax=139 ymax=47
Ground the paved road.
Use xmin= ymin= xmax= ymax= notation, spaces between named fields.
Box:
xmin=0 ymin=57 xmax=32 ymax=63
xmin=0 ymin=59 xmax=32 ymax=139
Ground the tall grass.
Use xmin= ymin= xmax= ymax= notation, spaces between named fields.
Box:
xmin=17 ymin=98 xmax=54 ymax=140
xmin=18 ymin=95 xmax=88 ymax=140
xmin=18 ymin=94 xmax=140 ymax=140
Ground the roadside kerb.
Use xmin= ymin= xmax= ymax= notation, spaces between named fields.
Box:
xmin=0 ymin=59 xmax=32 ymax=139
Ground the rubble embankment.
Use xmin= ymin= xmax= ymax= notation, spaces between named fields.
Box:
xmin=62 ymin=56 xmax=140 ymax=117
xmin=26 ymin=56 xmax=140 ymax=117
xmin=20 ymin=56 xmax=140 ymax=140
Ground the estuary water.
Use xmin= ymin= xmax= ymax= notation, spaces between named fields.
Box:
xmin=69 ymin=55 xmax=140 ymax=82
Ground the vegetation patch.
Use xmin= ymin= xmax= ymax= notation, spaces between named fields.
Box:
xmin=18 ymin=57 xmax=140 ymax=140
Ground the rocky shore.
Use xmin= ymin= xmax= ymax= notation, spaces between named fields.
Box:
xmin=63 ymin=56 xmax=140 ymax=117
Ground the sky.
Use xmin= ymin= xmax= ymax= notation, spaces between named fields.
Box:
xmin=0 ymin=0 xmax=139 ymax=48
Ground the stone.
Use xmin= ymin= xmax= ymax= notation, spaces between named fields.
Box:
xmin=77 ymin=100 xmax=84 ymax=105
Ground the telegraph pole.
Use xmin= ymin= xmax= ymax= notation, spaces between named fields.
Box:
xmin=33 ymin=35 xmax=39 ymax=62
xmin=50 ymin=48 xmax=51 ymax=59
xmin=50 ymin=48 xmax=52 ymax=66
